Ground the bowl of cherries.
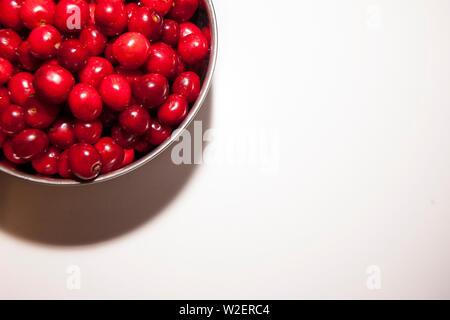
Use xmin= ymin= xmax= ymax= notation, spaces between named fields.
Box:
xmin=0 ymin=0 xmax=216 ymax=184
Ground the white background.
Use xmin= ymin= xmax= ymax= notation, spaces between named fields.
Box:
xmin=1 ymin=0 xmax=450 ymax=299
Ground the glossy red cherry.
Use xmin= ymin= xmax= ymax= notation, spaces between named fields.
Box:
xmin=24 ymin=96 xmax=60 ymax=129
xmin=134 ymin=73 xmax=169 ymax=109
xmin=12 ymin=128 xmax=49 ymax=160
xmin=54 ymin=0 xmax=89 ymax=33
xmin=88 ymin=2 xmax=95 ymax=26
xmin=16 ymin=41 xmax=41 ymax=71
xmin=57 ymin=39 xmax=89 ymax=72
xmin=121 ymin=148 xmax=134 ymax=166
xmin=104 ymin=40 xmax=117 ymax=65
xmin=0 ymin=0 xmax=24 ymax=31
xmin=34 ymin=64 xmax=75 ymax=104
xmin=128 ymin=7 xmax=163 ymax=42
xmin=8 ymin=72 xmax=35 ymax=106
xmin=95 ymin=0 xmax=127 ymax=37
xmin=114 ymin=65 xmax=142 ymax=86
xmin=134 ymin=138 xmax=151 ymax=153
xmin=0 ymin=29 xmax=22 ymax=61
xmin=94 ymin=136 xmax=123 ymax=174
xmin=31 ymin=145 xmax=60 ymax=175
xmin=57 ymin=148 xmax=73 ymax=178
xmin=167 ymin=0 xmax=198 ymax=23
xmin=79 ymin=25 xmax=107 ymax=56
xmin=78 ymin=56 xmax=113 ymax=88
xmin=145 ymin=118 xmax=171 ymax=146
xmin=68 ymin=142 xmax=102 ymax=180
xmin=73 ymin=119 xmax=102 ymax=144
xmin=112 ymin=32 xmax=150 ymax=70
xmin=157 ymin=93 xmax=188 ymax=126
xmin=202 ymin=26 xmax=211 ymax=46
xmin=98 ymin=74 xmax=131 ymax=112
xmin=179 ymin=22 xmax=201 ymax=39
xmin=0 ymin=57 xmax=13 ymax=85
xmin=3 ymin=138 xmax=27 ymax=163
xmin=99 ymin=106 xmax=117 ymax=127
xmin=125 ymin=2 xmax=138 ymax=21
xmin=0 ymin=104 xmax=25 ymax=135
xmin=20 ymin=0 xmax=55 ymax=29
xmin=172 ymin=71 xmax=200 ymax=103
xmin=0 ymin=86 xmax=10 ymax=110
xmin=178 ymin=33 xmax=208 ymax=65
xmin=141 ymin=0 xmax=173 ymax=16
xmin=28 ymin=24 xmax=62 ymax=59
xmin=0 ymin=130 xmax=6 ymax=148
xmin=144 ymin=42 xmax=178 ymax=79
xmin=111 ymin=124 xmax=139 ymax=149
xmin=162 ymin=19 xmax=180 ymax=47
xmin=68 ymin=83 xmax=102 ymax=121
xmin=48 ymin=117 xmax=76 ymax=149
xmin=119 ymin=105 xmax=150 ymax=135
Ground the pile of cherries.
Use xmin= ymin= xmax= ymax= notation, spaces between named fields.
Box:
xmin=0 ymin=0 xmax=210 ymax=180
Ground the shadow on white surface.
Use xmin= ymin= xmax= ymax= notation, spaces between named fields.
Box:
xmin=0 ymin=88 xmax=213 ymax=246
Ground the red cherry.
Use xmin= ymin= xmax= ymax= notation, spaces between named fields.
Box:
xmin=24 ymin=96 xmax=60 ymax=129
xmin=68 ymin=83 xmax=102 ymax=121
xmin=177 ymin=33 xmax=208 ymax=65
xmin=99 ymin=106 xmax=117 ymax=127
xmin=144 ymin=42 xmax=178 ymax=79
xmin=73 ymin=119 xmax=102 ymax=144
xmin=78 ymin=56 xmax=113 ymax=88
xmin=0 ymin=57 xmax=13 ymax=85
xmin=104 ymin=40 xmax=117 ymax=65
xmin=94 ymin=136 xmax=124 ymax=174
xmin=0 ymin=0 xmax=24 ymax=31
xmin=54 ymin=0 xmax=89 ymax=33
xmin=28 ymin=24 xmax=62 ymax=59
xmin=175 ymin=52 xmax=185 ymax=75
xmin=167 ymin=0 xmax=198 ymax=23
xmin=0 ymin=29 xmax=22 ymax=62
xmin=111 ymin=124 xmax=139 ymax=149
xmin=112 ymin=32 xmax=150 ymax=70
xmin=12 ymin=128 xmax=49 ymax=160
xmin=134 ymin=73 xmax=169 ymax=109
xmin=8 ymin=72 xmax=35 ymax=106
xmin=88 ymin=2 xmax=95 ymax=26
xmin=48 ymin=117 xmax=76 ymax=149
xmin=179 ymin=22 xmax=201 ymax=39
xmin=121 ymin=148 xmax=134 ymax=167
xmin=128 ymin=7 xmax=163 ymax=42
xmin=98 ymin=74 xmax=131 ymax=112
xmin=202 ymin=26 xmax=211 ymax=46
xmin=57 ymin=39 xmax=89 ymax=72
xmin=31 ymin=145 xmax=60 ymax=175
xmin=33 ymin=64 xmax=75 ymax=104
xmin=145 ymin=118 xmax=171 ymax=146
xmin=119 ymin=105 xmax=150 ymax=135
xmin=162 ymin=19 xmax=180 ymax=47
xmin=16 ymin=41 xmax=41 ymax=71
xmin=0 ymin=130 xmax=6 ymax=147
xmin=20 ymin=0 xmax=56 ymax=29
xmin=157 ymin=93 xmax=188 ymax=126
xmin=95 ymin=0 xmax=127 ymax=37
xmin=141 ymin=0 xmax=173 ymax=16
xmin=0 ymin=86 xmax=10 ymax=110
xmin=114 ymin=65 xmax=142 ymax=86
xmin=79 ymin=25 xmax=107 ymax=56
xmin=68 ymin=142 xmax=102 ymax=180
xmin=57 ymin=148 xmax=73 ymax=178
xmin=3 ymin=138 xmax=27 ymax=163
xmin=125 ymin=2 xmax=138 ymax=21
xmin=172 ymin=71 xmax=200 ymax=103
xmin=134 ymin=138 xmax=151 ymax=153
xmin=0 ymin=104 xmax=25 ymax=135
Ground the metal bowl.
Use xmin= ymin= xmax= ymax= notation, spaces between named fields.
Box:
xmin=0 ymin=0 xmax=218 ymax=186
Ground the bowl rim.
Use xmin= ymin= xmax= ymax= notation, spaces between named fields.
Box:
xmin=0 ymin=0 xmax=218 ymax=186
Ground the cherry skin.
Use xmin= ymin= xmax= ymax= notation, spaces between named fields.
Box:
xmin=78 ymin=56 xmax=113 ymax=88
xmin=68 ymin=83 xmax=102 ymax=121
xmin=48 ymin=117 xmax=76 ymax=149
xmin=157 ymin=93 xmax=188 ymax=126
xmin=145 ymin=118 xmax=172 ymax=146
xmin=125 ymin=2 xmax=138 ymax=21
xmin=178 ymin=33 xmax=208 ymax=65
xmin=168 ymin=0 xmax=198 ymax=23
xmin=112 ymin=32 xmax=150 ymax=70
xmin=94 ymin=136 xmax=124 ymax=174
xmin=172 ymin=71 xmax=200 ymax=103
xmin=16 ymin=41 xmax=41 ymax=71
xmin=0 ymin=87 xmax=10 ymax=110
xmin=134 ymin=73 xmax=169 ymax=109
xmin=119 ymin=105 xmax=150 ymax=135
xmin=33 ymin=64 xmax=75 ymax=104
xmin=79 ymin=25 xmax=107 ymax=56
xmin=8 ymin=72 xmax=35 ymax=106
xmin=95 ymin=0 xmax=127 ymax=37
xmin=104 ymin=41 xmax=117 ymax=65
xmin=162 ymin=19 xmax=180 ymax=47
xmin=134 ymin=138 xmax=151 ymax=153
xmin=31 ymin=145 xmax=60 ymax=175
xmin=141 ymin=0 xmax=173 ymax=16
xmin=57 ymin=39 xmax=89 ymax=72
xmin=99 ymin=106 xmax=118 ymax=128
xmin=0 ymin=130 xmax=6 ymax=148
xmin=12 ymin=128 xmax=49 ymax=160
xmin=24 ymin=96 xmax=60 ymax=129
xmin=28 ymin=24 xmax=62 ymax=59
xmin=54 ymin=0 xmax=89 ymax=33
xmin=179 ymin=22 xmax=201 ymax=39
xmin=144 ymin=42 xmax=178 ymax=80
xmin=128 ymin=7 xmax=163 ymax=42
xmin=0 ymin=0 xmax=24 ymax=31
xmin=3 ymin=139 xmax=27 ymax=163
xmin=20 ymin=0 xmax=56 ymax=29
xmin=0 ymin=104 xmax=25 ymax=135
xmin=68 ymin=142 xmax=102 ymax=180
xmin=202 ymin=26 xmax=211 ymax=46
xmin=0 ymin=29 xmax=22 ymax=62
xmin=88 ymin=2 xmax=95 ymax=26
xmin=121 ymin=148 xmax=134 ymax=167
xmin=57 ymin=149 xmax=73 ymax=178
xmin=73 ymin=119 xmax=102 ymax=144
xmin=0 ymin=57 xmax=13 ymax=85
xmin=111 ymin=125 xmax=139 ymax=149
xmin=114 ymin=66 xmax=143 ymax=86
xmin=98 ymin=74 xmax=131 ymax=112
